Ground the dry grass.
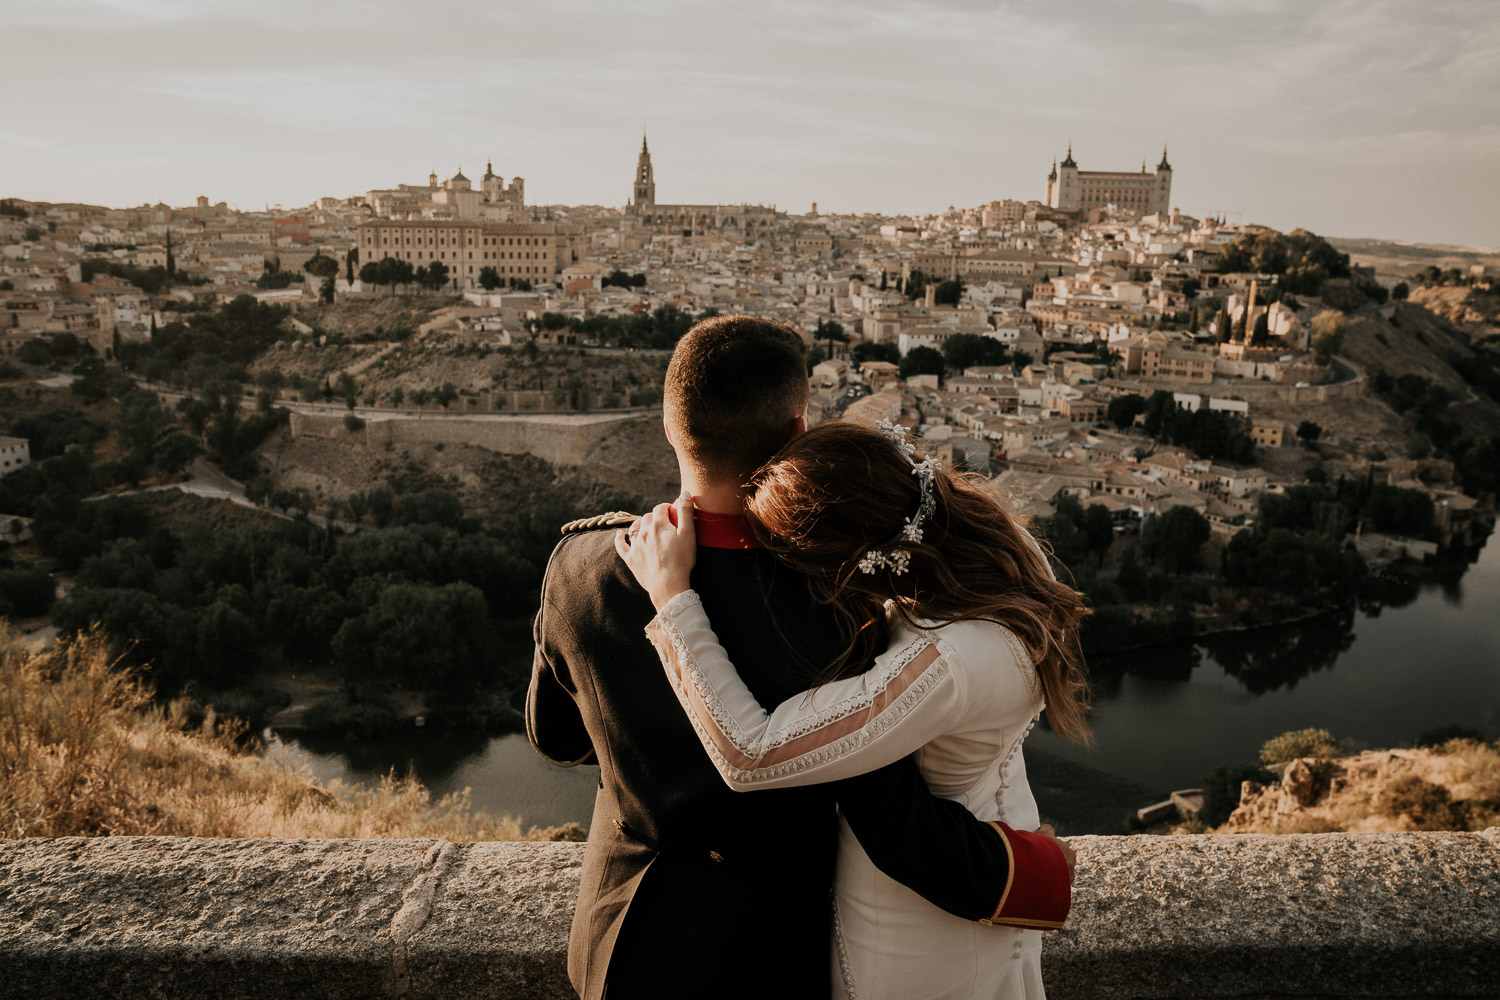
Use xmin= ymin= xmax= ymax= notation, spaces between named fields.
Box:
xmin=0 ymin=625 xmax=580 ymax=842
xmin=1217 ymin=740 xmax=1500 ymax=835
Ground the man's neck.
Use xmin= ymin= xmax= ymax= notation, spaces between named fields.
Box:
xmin=681 ymin=483 xmax=745 ymax=515
xmin=677 ymin=469 xmax=747 ymax=515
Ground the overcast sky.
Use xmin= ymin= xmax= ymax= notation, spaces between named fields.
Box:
xmin=7 ymin=0 xmax=1498 ymax=246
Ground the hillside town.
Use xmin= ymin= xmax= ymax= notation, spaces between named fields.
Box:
xmin=2 ymin=138 xmax=1496 ymax=577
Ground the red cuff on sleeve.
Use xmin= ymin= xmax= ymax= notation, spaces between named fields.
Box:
xmin=981 ymin=821 xmax=1072 ymax=930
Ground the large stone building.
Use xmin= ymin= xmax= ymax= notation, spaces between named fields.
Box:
xmin=624 ymin=134 xmax=781 ymax=240
xmin=355 ymin=219 xmax=580 ymax=290
xmin=1046 ymin=145 xmax=1172 ymax=217
xmin=365 ymin=161 xmax=526 ymax=221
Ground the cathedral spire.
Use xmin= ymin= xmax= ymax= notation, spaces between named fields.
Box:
xmin=632 ymin=131 xmax=656 ymax=211
xmin=1060 ymin=143 xmax=1076 ymax=168
xmin=1158 ymin=144 xmax=1172 ymax=171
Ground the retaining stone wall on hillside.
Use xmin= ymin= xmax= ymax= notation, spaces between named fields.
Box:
xmin=288 ymin=411 xmax=656 ymax=469
xmin=2 ymin=830 xmax=1496 ymax=999
xmin=1111 ymin=375 xmax=1364 ymax=406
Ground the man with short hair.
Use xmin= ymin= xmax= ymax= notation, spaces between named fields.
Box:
xmin=529 ymin=315 xmax=1071 ymax=1000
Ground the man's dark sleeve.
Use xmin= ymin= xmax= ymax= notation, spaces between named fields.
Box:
xmin=834 ymin=755 xmax=1071 ymax=927
xmin=525 ymin=546 xmax=597 ymax=767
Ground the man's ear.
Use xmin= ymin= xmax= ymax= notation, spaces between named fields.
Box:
xmin=663 ymin=417 xmax=675 ymax=447
xmin=787 ymin=412 xmax=807 ymax=442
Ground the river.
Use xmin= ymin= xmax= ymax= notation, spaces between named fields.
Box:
xmin=266 ymin=533 xmax=1500 ymax=835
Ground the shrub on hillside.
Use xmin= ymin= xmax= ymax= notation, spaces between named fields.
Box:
xmin=300 ymin=692 xmax=400 ymax=741
xmin=0 ymin=568 xmax=56 ymax=618
xmin=1380 ymin=775 xmax=1463 ymax=830
xmin=1260 ymin=727 xmax=1339 ymax=765
xmin=0 ymin=627 xmax=561 ymax=841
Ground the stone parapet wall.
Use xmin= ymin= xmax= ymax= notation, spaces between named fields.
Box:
xmin=2 ymin=830 xmax=1496 ymax=999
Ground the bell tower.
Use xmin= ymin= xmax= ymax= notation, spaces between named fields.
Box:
xmin=1152 ymin=144 xmax=1173 ymax=217
xmin=632 ymin=133 xmax=656 ymax=212
xmin=1054 ymin=143 xmax=1080 ymax=211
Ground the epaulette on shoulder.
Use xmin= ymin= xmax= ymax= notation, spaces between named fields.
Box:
xmin=560 ymin=511 xmax=638 ymax=536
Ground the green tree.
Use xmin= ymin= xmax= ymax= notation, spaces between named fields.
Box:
xmin=933 ymin=278 xmax=964 ymax=307
xmin=1296 ymin=420 xmax=1322 ymax=446
xmin=813 ymin=318 xmax=848 ymax=355
xmin=1082 ymin=504 xmax=1115 ymax=565
xmin=0 ymin=568 xmax=56 ymax=618
xmin=1215 ymin=304 xmax=1233 ymax=344
xmin=423 ymin=260 xmax=451 ymax=291
xmin=17 ymin=339 xmax=52 ymax=366
xmin=1143 ymin=505 xmax=1210 ymax=574
xmin=1115 ymin=547 xmax=1148 ymax=602
xmin=1391 ymin=281 xmax=1409 ymax=300
xmin=303 ymin=254 xmax=340 ymax=279
xmin=1250 ymin=313 xmax=1270 ymax=347
xmin=478 ymin=266 xmax=502 ymax=291
xmin=1033 ymin=494 xmax=1089 ymax=580
xmin=899 ymin=346 xmax=946 ymax=379
xmin=1107 ymin=393 xmax=1147 ymax=430
xmin=435 ymin=382 xmax=459 ymax=410
xmin=1310 ymin=311 xmax=1346 ymax=364
xmin=942 ymin=333 xmax=1008 ymax=370
xmin=852 ymin=341 xmax=899 ymax=365
xmin=154 ymin=430 xmax=200 ymax=474
xmin=903 ymin=269 xmax=928 ymax=302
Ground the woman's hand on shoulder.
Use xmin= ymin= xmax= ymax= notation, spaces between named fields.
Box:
xmin=615 ymin=492 xmax=697 ymax=610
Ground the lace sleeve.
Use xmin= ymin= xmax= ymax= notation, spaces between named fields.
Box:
xmin=644 ymin=590 xmax=965 ymax=789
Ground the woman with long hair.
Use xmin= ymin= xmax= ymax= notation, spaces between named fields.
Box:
xmin=617 ymin=419 xmax=1091 ymax=1000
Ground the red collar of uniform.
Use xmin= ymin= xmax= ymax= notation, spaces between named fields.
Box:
xmin=679 ymin=508 xmax=762 ymax=549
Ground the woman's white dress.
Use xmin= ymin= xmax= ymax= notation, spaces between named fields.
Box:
xmin=646 ymin=591 xmax=1048 ymax=1000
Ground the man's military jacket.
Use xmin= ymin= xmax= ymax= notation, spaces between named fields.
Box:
xmin=527 ymin=511 xmax=1071 ymax=1000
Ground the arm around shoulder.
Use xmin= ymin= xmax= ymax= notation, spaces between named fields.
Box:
xmin=645 ymin=590 xmax=967 ymax=789
xmin=834 ymin=760 xmax=1072 ymax=927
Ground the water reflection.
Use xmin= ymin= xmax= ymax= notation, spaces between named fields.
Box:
xmin=1359 ymin=572 xmax=1422 ymax=613
xmin=1196 ymin=606 xmax=1356 ymax=694
xmin=1120 ymin=640 xmax=1201 ymax=684
xmin=267 ymin=533 xmax=1497 ymax=834
xmin=284 ymin=726 xmax=496 ymax=785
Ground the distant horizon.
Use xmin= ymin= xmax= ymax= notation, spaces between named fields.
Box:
xmin=7 ymin=179 xmax=1498 ymax=256
xmin=9 ymin=1 xmax=1497 ymax=248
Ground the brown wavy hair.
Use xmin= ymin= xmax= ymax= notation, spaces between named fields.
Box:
xmin=745 ymin=421 xmax=1092 ymax=743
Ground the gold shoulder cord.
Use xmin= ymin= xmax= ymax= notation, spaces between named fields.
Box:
xmin=559 ymin=511 xmax=638 ymax=535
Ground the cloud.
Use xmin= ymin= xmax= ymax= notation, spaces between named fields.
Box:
xmin=6 ymin=0 xmax=1498 ymax=243
xmin=0 ymin=131 xmax=62 ymax=152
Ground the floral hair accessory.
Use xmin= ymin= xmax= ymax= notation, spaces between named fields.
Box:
xmin=857 ymin=419 xmax=940 ymax=576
